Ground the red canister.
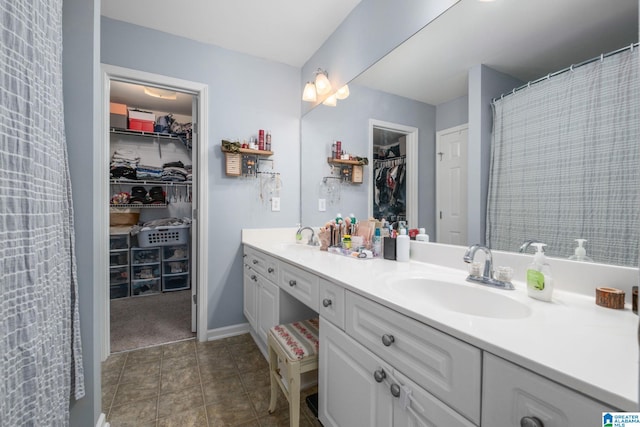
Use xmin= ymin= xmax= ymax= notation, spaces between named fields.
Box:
xmin=335 ymin=140 xmax=341 ymax=158
xmin=258 ymin=129 xmax=265 ymax=151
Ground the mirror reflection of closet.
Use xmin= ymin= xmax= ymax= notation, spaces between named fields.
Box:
xmin=373 ymin=128 xmax=408 ymax=225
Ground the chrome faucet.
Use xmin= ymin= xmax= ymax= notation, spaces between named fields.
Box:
xmin=519 ymin=239 xmax=544 ymax=253
xmin=296 ymin=226 xmax=318 ymax=246
xmin=463 ymin=244 xmax=514 ymax=290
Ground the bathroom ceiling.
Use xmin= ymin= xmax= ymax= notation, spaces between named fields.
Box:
xmin=100 ymin=0 xmax=362 ymax=67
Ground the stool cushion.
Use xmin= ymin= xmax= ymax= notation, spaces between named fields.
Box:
xmin=270 ymin=318 xmax=319 ymax=360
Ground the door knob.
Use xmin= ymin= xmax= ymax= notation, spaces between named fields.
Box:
xmin=289 ymin=279 xmax=297 ymax=287
xmin=520 ymin=416 xmax=543 ymax=427
xmin=252 ymin=259 xmax=258 ymax=265
xmin=382 ymin=334 xmax=395 ymax=346
xmin=268 ymin=267 xmax=274 ymax=273
xmin=373 ymin=369 xmax=386 ymax=383
xmin=322 ymin=299 xmax=332 ymax=307
xmin=390 ymin=383 xmax=401 ymax=398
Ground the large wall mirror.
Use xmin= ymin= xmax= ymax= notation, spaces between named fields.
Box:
xmin=300 ymin=0 xmax=638 ymax=266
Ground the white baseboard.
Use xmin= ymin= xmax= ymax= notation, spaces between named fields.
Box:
xmin=96 ymin=413 xmax=109 ymax=427
xmin=206 ymin=322 xmax=251 ymax=341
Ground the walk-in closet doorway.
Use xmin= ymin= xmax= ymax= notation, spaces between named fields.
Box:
xmin=99 ymin=65 xmax=209 ymax=360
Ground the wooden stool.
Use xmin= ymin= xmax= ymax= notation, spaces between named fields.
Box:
xmin=267 ymin=318 xmax=319 ymax=427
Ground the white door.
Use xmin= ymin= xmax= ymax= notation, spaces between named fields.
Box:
xmin=436 ymin=124 xmax=468 ymax=245
xmin=190 ymin=95 xmax=198 ymax=332
xmin=319 ymin=318 xmax=394 ymax=427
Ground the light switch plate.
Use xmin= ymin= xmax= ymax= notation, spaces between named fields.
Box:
xmin=318 ymin=198 xmax=326 ymax=212
xmin=271 ymin=197 xmax=281 ymax=211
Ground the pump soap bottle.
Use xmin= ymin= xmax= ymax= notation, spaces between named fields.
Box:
xmin=526 ymin=243 xmax=553 ymax=302
xmin=568 ymin=239 xmax=593 ymax=262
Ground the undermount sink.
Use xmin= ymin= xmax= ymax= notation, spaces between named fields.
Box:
xmin=388 ymin=277 xmax=531 ymax=319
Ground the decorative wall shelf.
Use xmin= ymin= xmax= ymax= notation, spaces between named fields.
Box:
xmin=221 ymin=145 xmax=274 ymax=176
xmin=327 ymin=157 xmax=365 ymax=184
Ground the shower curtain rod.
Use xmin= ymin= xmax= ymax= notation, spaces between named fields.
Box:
xmin=493 ymin=42 xmax=638 ymax=103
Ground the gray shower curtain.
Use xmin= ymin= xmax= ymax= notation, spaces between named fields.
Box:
xmin=1 ymin=0 xmax=85 ymax=424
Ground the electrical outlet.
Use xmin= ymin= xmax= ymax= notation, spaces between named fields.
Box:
xmin=318 ymin=198 xmax=326 ymax=212
xmin=271 ymin=197 xmax=281 ymax=212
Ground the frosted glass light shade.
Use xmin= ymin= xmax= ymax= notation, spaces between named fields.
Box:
xmin=315 ymin=71 xmax=332 ymax=96
xmin=302 ymin=82 xmax=317 ymax=102
xmin=335 ymin=84 xmax=350 ymax=100
xmin=322 ymin=94 xmax=337 ymax=107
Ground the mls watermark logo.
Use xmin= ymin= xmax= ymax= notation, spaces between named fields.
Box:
xmin=603 ymin=412 xmax=640 ymax=426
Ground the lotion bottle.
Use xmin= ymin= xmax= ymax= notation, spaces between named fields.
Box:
xmin=396 ymin=228 xmax=410 ymax=262
xmin=416 ymin=227 xmax=430 ymax=242
xmin=526 ymin=243 xmax=553 ymax=301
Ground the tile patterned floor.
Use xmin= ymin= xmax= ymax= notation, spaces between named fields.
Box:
xmin=102 ymin=333 xmax=322 ymax=427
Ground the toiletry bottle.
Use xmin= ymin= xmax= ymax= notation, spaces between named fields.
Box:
xmin=373 ymin=228 xmax=381 ymax=257
xmin=396 ymin=228 xmax=410 ymax=262
xmin=416 ymin=227 xmax=429 ymax=242
xmin=349 ymin=213 xmax=357 ymax=234
xmin=526 ymin=243 xmax=553 ymax=301
xmin=568 ymin=239 xmax=593 ymax=262
xmin=265 ymin=130 xmax=272 ymax=151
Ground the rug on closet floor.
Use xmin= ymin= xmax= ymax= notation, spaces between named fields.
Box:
xmin=110 ymin=290 xmax=195 ymax=353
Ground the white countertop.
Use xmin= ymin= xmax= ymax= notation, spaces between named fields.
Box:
xmin=243 ymin=228 xmax=639 ymax=411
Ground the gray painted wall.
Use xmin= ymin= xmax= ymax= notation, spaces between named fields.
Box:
xmin=467 ymin=65 xmax=523 ymax=244
xmin=301 ymin=84 xmax=436 ymax=233
xmin=63 ymin=0 xmax=101 ymax=425
xmin=101 ymin=17 xmax=302 ymax=331
xmin=436 ymin=95 xmax=468 ymax=131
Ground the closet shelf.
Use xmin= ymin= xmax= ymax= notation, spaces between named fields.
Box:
xmin=110 ymin=203 xmax=168 ymax=209
xmin=110 ymin=179 xmax=192 ymax=186
xmin=111 ymin=128 xmax=184 ymax=141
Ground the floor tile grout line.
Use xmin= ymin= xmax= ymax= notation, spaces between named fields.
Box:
xmin=194 ymin=340 xmax=212 ymax=427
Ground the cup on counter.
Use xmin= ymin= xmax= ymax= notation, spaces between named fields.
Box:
xmin=351 ymin=235 xmax=364 ymax=249
xmin=494 ymin=266 xmax=514 ymax=282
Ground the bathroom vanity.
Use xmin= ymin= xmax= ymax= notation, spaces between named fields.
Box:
xmin=242 ymin=228 xmax=638 ymax=426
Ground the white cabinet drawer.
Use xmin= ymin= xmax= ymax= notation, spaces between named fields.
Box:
xmin=319 ymin=278 xmax=345 ymax=330
xmin=482 ymin=353 xmax=615 ymax=427
xmin=392 ymin=369 xmax=476 ymax=427
xmin=279 ymin=261 xmax=319 ymax=311
xmin=244 ymin=246 xmax=278 ymax=283
xmin=346 ymin=291 xmax=481 ymax=424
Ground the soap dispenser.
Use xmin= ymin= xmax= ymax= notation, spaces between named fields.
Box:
xmin=568 ymin=239 xmax=593 ymax=262
xmin=526 ymin=243 xmax=553 ymax=302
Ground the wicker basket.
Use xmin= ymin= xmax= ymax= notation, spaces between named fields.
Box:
xmin=109 ymin=209 xmax=141 ymax=226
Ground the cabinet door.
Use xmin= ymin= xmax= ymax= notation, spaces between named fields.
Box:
xmin=243 ymin=267 xmax=258 ymax=331
xmin=392 ymin=370 xmax=475 ymax=427
xmin=319 ymin=318 xmax=394 ymax=427
xmin=256 ymin=277 xmax=279 ymax=345
xmin=346 ymin=291 xmax=481 ymax=424
xmin=279 ymin=261 xmax=319 ymax=311
xmin=482 ymin=353 xmax=615 ymax=427
xmin=319 ymin=278 xmax=345 ymax=330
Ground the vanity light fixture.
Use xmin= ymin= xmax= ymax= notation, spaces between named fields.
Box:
xmin=322 ymin=93 xmax=338 ymax=107
xmin=335 ymin=84 xmax=350 ymax=100
xmin=143 ymin=86 xmax=177 ymax=100
xmin=302 ymin=82 xmax=317 ymax=102
xmin=314 ymin=68 xmax=332 ymax=96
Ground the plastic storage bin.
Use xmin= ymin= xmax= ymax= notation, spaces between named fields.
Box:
xmin=110 ymin=283 xmax=129 ymax=299
xmin=138 ymin=225 xmax=190 ymax=247
xmin=109 ymin=266 xmax=129 ymax=286
xmin=163 ymin=274 xmax=190 ymax=291
xmin=131 ymin=247 xmax=160 ymax=264
xmin=110 ymin=251 xmax=129 ymax=267
xmin=110 ymin=234 xmax=129 ymax=250
xmin=131 ymin=279 xmax=161 ymax=296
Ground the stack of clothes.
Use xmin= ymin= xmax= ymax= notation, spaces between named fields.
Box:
xmin=136 ymin=164 xmax=163 ymax=180
xmin=110 ymin=149 xmax=139 ymax=179
xmin=161 ymin=161 xmax=190 ymax=182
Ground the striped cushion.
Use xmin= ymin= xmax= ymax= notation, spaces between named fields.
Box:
xmin=270 ymin=318 xmax=319 ymax=360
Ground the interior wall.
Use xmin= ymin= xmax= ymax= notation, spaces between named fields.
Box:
xmin=63 ymin=0 xmax=101 ymax=425
xmin=436 ymin=95 xmax=468 ymax=131
xmin=301 ymin=0 xmax=459 ymax=115
xmin=467 ymin=65 xmax=523 ymax=244
xmin=101 ymin=17 xmax=302 ymax=331
xmin=301 ymin=83 xmax=435 ymax=231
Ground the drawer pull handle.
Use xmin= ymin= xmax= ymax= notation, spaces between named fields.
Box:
xmin=252 ymin=259 xmax=259 ymax=265
xmin=268 ymin=267 xmax=274 ymax=273
xmin=520 ymin=417 xmax=543 ymax=427
xmin=322 ymin=299 xmax=332 ymax=307
xmin=381 ymin=334 xmax=395 ymax=346
xmin=289 ymin=280 xmax=297 ymax=287
xmin=373 ymin=369 xmax=386 ymax=383
xmin=390 ymin=383 xmax=401 ymax=398
xmin=251 ymin=275 xmax=257 ymax=282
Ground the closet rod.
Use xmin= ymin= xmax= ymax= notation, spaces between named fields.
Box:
xmin=493 ymin=42 xmax=638 ymax=103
